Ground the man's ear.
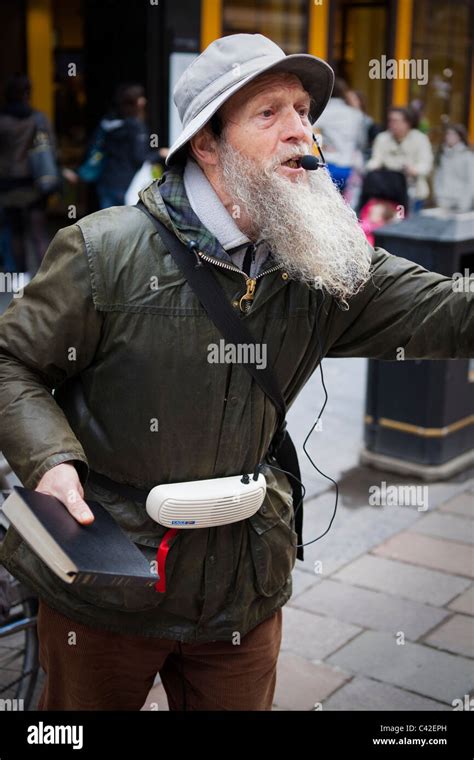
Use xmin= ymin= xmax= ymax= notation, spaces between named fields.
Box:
xmin=189 ymin=125 xmax=219 ymax=167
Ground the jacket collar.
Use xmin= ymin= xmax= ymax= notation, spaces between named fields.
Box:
xmin=183 ymin=157 xmax=251 ymax=252
xmin=140 ymin=160 xmax=235 ymax=262
xmin=138 ymin=159 xmax=274 ymax=270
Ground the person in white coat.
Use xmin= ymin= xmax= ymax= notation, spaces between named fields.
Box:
xmin=315 ymin=78 xmax=365 ymax=192
xmin=433 ymin=124 xmax=474 ymax=213
xmin=366 ymin=107 xmax=433 ymax=213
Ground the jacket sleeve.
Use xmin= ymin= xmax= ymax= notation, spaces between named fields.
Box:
xmin=126 ymin=117 xmax=148 ymax=169
xmin=411 ymin=133 xmax=433 ymax=179
xmin=0 ymin=224 xmax=104 ymax=489
xmin=468 ymin=152 xmax=474 ymax=210
xmin=325 ymin=245 xmax=473 ymax=359
xmin=365 ymin=133 xmax=385 ymax=171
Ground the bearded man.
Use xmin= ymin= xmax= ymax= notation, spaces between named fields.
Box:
xmin=0 ymin=34 xmax=472 ymax=712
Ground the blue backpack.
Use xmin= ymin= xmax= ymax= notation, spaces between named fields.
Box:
xmin=77 ymin=123 xmax=106 ymax=183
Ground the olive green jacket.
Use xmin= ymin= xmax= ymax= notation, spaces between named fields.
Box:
xmin=0 ymin=178 xmax=472 ymax=642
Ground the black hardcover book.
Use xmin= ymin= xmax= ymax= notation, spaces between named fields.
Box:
xmin=1 ymin=486 xmax=157 ymax=588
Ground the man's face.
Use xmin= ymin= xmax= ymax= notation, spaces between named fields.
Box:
xmin=218 ymin=72 xmax=314 ymax=183
xmin=388 ymin=111 xmax=410 ymax=140
xmin=189 ymin=70 xmax=372 ymax=306
xmin=445 ymin=129 xmax=461 ymax=148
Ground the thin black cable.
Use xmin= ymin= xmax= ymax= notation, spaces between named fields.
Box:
xmin=299 ymin=288 xmax=339 ymax=545
xmin=263 ymin=289 xmax=339 ymax=548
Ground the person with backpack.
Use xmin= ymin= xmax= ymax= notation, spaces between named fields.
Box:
xmin=68 ymin=83 xmax=149 ymax=209
xmin=365 ymin=106 xmax=433 ymax=214
xmin=0 ymin=34 xmax=472 ymax=712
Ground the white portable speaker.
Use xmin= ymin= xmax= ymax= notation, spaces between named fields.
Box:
xmin=145 ymin=473 xmax=267 ymax=529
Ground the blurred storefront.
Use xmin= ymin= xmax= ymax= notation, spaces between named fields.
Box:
xmin=217 ymin=0 xmax=473 ymax=140
xmin=1 ymin=0 xmax=473 ymax=183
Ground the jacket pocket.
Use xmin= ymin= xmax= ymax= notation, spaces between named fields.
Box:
xmin=247 ymin=482 xmax=297 ymax=598
xmin=0 ymin=523 xmax=23 ymax=566
xmin=64 ymin=533 xmax=181 ymax=612
xmin=3 ymin=523 xmax=182 ymax=614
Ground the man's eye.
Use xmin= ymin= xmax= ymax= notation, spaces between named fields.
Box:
xmin=261 ymin=109 xmax=273 ymax=117
xmin=299 ymin=108 xmax=310 ymax=117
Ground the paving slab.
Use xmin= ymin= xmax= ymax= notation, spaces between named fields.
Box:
xmin=291 ymin=578 xmax=449 ymax=640
xmin=273 ymin=651 xmax=350 ymax=711
xmin=291 ymin=567 xmax=322 ymax=598
xmin=333 ymin=554 xmax=471 ymax=606
xmin=282 ymin=605 xmax=361 ymax=661
xmin=424 ymin=613 xmax=474 ymax=659
xmin=410 ymin=511 xmax=474 ymax=545
xmin=448 ymin=586 xmax=474 ymax=615
xmin=296 ymin=498 xmax=424 ymax=579
xmin=326 ymin=630 xmax=474 ymax=704
xmin=373 ymin=532 xmax=474 ymax=578
xmin=322 ymin=675 xmax=451 ymax=711
xmin=439 ymin=491 xmax=473 ymax=518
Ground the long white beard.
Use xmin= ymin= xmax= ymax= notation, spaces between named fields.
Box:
xmin=217 ymin=139 xmax=372 ymax=307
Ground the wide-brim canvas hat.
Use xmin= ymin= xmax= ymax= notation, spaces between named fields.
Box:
xmin=166 ymin=33 xmax=335 ymax=166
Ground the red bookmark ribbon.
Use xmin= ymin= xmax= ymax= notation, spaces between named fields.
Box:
xmin=154 ymin=528 xmax=179 ymax=593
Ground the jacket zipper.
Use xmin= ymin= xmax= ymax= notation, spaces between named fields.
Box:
xmin=196 ymin=250 xmax=283 ymax=312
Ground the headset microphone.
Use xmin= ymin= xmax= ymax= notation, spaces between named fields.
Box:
xmin=300 ymin=154 xmax=322 ymax=171
xmin=300 ymin=134 xmax=328 ymax=171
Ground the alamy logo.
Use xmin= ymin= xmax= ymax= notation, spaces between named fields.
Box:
xmin=369 ymin=481 xmax=429 ymax=511
xmin=207 ymin=339 xmax=267 ymax=369
xmin=452 ymin=695 xmax=474 ymax=711
xmin=452 ymin=270 xmax=474 ymax=293
xmin=0 ymin=698 xmax=24 ymax=710
xmin=369 ymin=55 xmax=428 ymax=85
xmin=27 ymin=722 xmax=83 ymax=750
xmin=0 ymin=272 xmax=26 ymax=298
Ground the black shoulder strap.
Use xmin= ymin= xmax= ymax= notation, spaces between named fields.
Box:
xmin=135 ymin=200 xmax=304 ymax=560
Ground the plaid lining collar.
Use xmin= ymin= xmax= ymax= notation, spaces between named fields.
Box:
xmin=156 ymin=161 xmax=275 ymax=271
xmin=156 ymin=161 xmax=235 ymax=263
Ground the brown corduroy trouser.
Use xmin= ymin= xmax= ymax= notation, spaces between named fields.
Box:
xmin=36 ymin=598 xmax=282 ymax=711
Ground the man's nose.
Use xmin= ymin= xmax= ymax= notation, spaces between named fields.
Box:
xmin=279 ymin=107 xmax=311 ymax=144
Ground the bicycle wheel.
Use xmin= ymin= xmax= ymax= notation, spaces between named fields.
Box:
xmin=0 ymin=464 xmax=41 ymax=711
xmin=0 ymin=574 xmax=40 ymax=711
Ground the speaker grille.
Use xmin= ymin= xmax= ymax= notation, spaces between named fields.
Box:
xmin=161 ymin=488 xmax=265 ymax=526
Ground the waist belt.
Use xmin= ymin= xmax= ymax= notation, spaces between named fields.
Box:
xmin=87 ymin=469 xmax=149 ymax=505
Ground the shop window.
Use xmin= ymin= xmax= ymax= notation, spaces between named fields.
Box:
xmin=410 ymin=0 xmax=472 ymax=144
xmin=333 ymin=0 xmax=390 ymax=125
xmin=222 ymin=0 xmax=308 ymax=54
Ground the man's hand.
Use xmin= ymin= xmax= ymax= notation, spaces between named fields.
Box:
xmin=403 ymin=164 xmax=418 ymax=178
xmin=35 ymin=462 xmax=95 ymax=524
xmin=62 ymin=167 xmax=79 ymax=185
